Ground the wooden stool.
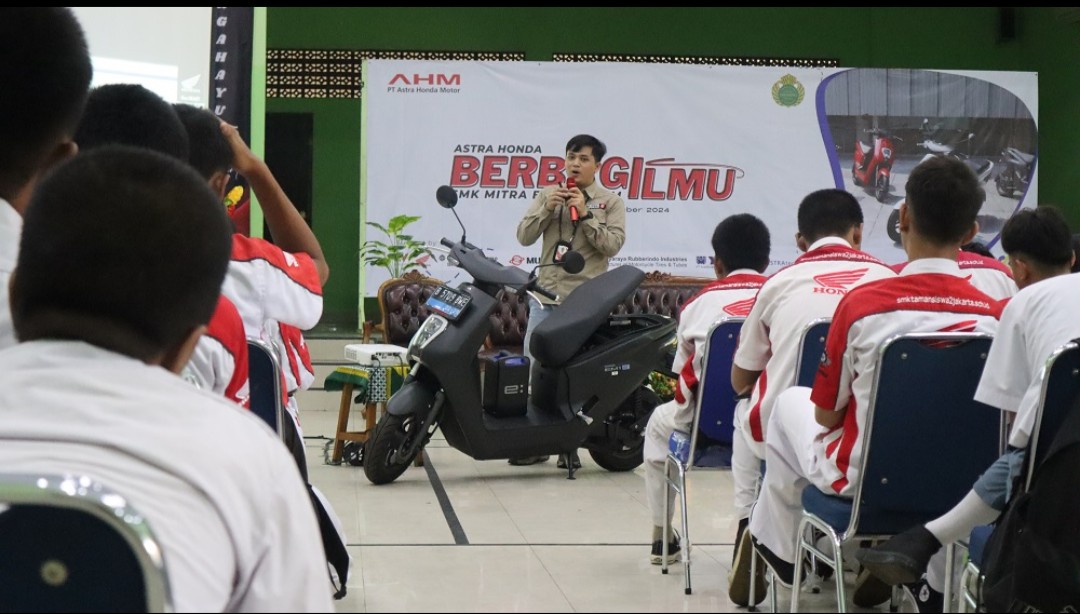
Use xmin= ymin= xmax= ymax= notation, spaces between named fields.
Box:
xmin=324 ymin=366 xmax=423 ymax=466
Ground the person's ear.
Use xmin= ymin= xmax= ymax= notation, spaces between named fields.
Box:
xmin=795 ymin=232 xmax=809 ymax=253
xmin=44 ymin=140 xmax=78 ymax=171
xmin=160 ymin=325 xmax=207 ymax=374
xmin=960 ymin=219 xmax=980 ymax=246
xmin=209 ymin=171 xmax=230 ymax=200
xmin=850 ymin=223 xmax=864 ymax=250
xmin=714 ymin=257 xmax=728 ymax=279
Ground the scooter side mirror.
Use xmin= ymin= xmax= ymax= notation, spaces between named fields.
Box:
xmin=436 ymin=185 xmax=458 ymax=209
xmin=561 ymin=251 xmax=585 ymax=274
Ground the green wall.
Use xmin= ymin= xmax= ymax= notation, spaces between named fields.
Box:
xmin=267 ymin=8 xmax=1080 ymax=332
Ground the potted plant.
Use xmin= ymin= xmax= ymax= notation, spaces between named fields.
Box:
xmin=359 ymin=214 xmax=434 ymax=278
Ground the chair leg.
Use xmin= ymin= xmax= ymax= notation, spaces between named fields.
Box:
xmin=331 ymin=383 xmax=354 ymax=464
xmin=662 ymin=456 xmax=671 ymax=575
xmin=749 ymin=540 xmax=759 ymax=612
xmin=677 ymin=461 xmax=691 ymax=594
xmin=943 ymin=543 xmax=955 ymax=613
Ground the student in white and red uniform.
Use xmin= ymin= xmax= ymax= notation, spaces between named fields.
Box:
xmin=0 ymin=147 xmax=333 ymax=612
xmin=266 ymin=320 xmax=317 ymax=426
xmin=0 ymin=9 xmax=91 ymax=350
xmin=891 ymin=239 xmax=1018 ymax=300
xmin=745 ymin=157 xmax=1003 ymax=591
xmin=184 ymin=295 xmax=250 ymax=406
xmin=857 ymin=206 xmax=1079 ymax=610
xmin=727 ymin=189 xmax=895 ymax=607
xmin=643 ymin=214 xmax=770 ymax=565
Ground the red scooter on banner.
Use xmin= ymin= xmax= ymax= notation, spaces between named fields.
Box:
xmin=851 ymin=128 xmax=901 ymax=203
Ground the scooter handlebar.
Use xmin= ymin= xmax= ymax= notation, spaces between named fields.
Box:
xmin=440 ymin=238 xmax=455 ymax=249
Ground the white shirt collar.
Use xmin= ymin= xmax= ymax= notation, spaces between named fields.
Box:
xmin=807 ymin=236 xmax=852 ymax=251
xmin=899 ymin=257 xmax=963 ymax=277
xmin=725 ymin=268 xmax=761 ymax=277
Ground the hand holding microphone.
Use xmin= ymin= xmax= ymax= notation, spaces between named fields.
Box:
xmin=566 ymin=176 xmax=579 ymax=222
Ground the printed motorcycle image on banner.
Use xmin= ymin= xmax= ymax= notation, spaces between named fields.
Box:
xmin=362 ymin=61 xmax=1037 ymax=295
xmin=821 ymin=68 xmax=1038 ymax=262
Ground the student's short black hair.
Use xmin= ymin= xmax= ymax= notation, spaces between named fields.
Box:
xmin=566 ymin=134 xmax=607 ymax=162
xmin=904 ymin=156 xmax=984 ymax=245
xmin=960 ymin=241 xmax=994 ymax=258
xmin=0 ymin=8 xmax=91 ymax=197
xmin=796 ymin=189 xmax=864 ymax=243
xmin=75 ymin=84 xmax=189 ymax=161
xmin=712 ymin=213 xmax=771 ymax=273
xmin=174 ymin=104 xmax=231 ymax=181
xmin=11 ymin=146 xmax=232 ymax=359
xmin=1000 ymin=206 xmax=1074 ymax=269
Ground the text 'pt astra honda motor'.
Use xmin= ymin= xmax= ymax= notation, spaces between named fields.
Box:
xmin=363 ymin=186 xmax=677 ymax=484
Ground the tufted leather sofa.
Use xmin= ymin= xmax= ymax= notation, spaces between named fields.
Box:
xmin=365 ymin=270 xmax=714 ymax=355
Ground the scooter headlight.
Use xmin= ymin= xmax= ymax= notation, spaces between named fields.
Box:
xmin=881 ymin=147 xmax=892 ymax=160
xmin=407 ymin=315 xmax=448 ymax=361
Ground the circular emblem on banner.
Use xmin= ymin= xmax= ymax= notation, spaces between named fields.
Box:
xmin=772 ymin=74 xmax=805 ymax=107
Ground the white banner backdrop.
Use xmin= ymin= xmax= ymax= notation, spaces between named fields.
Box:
xmin=362 ymin=60 xmax=1038 ymax=295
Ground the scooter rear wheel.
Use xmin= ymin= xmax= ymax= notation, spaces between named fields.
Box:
xmin=364 ymin=413 xmax=421 ymax=485
xmin=588 ymin=386 xmax=660 ymax=472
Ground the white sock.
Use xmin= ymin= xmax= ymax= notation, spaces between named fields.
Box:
xmin=925 ymin=490 xmax=1000 ymax=545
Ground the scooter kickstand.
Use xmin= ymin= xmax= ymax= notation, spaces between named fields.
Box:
xmin=566 ymin=462 xmax=576 ymax=480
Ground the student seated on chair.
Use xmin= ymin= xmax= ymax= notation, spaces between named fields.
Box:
xmin=727 ymin=189 xmax=895 ymax=607
xmin=857 ymin=205 xmax=1079 ymax=611
xmin=643 ymin=214 xmax=770 ymax=565
xmin=0 ymin=8 xmax=92 ymax=350
xmin=743 ymin=157 xmax=1003 ymax=593
xmin=0 ymin=146 xmax=333 ymax=612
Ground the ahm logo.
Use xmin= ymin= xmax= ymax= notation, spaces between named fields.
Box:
xmin=388 ymin=73 xmax=461 ymax=86
xmin=723 ymin=298 xmax=756 ymax=317
xmin=812 ymin=268 xmax=868 ymax=295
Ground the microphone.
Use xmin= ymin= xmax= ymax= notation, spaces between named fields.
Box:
xmin=566 ymin=176 xmax=578 ymax=223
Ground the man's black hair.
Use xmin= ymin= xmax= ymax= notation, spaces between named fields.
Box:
xmin=904 ymin=156 xmax=985 ymax=245
xmin=174 ymin=104 xmax=231 ymax=181
xmin=566 ymin=134 xmax=607 ymax=162
xmin=713 ymin=213 xmax=771 ymax=274
xmin=75 ymin=84 xmax=189 ymax=161
xmin=960 ymin=241 xmax=994 ymax=258
xmin=1000 ymin=206 xmax=1074 ymax=269
xmin=797 ymin=189 xmax=864 ymax=243
xmin=0 ymin=8 xmax=91 ymax=197
xmin=11 ymin=146 xmax=232 ymax=360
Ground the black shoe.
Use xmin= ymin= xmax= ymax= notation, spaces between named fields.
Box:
xmin=557 ymin=452 xmax=581 ymax=469
xmin=903 ymin=577 xmax=944 ymax=613
xmin=855 ymin=526 xmax=942 ymax=586
xmin=507 ymin=455 xmax=550 ymax=466
xmin=751 ymin=534 xmax=796 ymax=587
xmin=852 ymin=567 xmax=893 ymax=607
xmin=728 ymin=519 xmax=766 ymax=606
xmin=649 ymin=531 xmax=681 ymax=565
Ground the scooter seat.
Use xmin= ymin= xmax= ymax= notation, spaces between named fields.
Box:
xmin=530 ymin=265 xmax=645 ymax=368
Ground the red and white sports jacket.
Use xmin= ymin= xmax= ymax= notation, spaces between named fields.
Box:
xmin=809 ymin=258 xmax=1002 ymax=496
xmin=892 ymin=250 xmax=1017 ymax=301
xmin=221 ymin=234 xmax=323 ymax=339
xmin=733 ymin=238 xmax=896 ymax=453
xmin=184 ymin=295 xmax=250 ymax=406
xmin=266 ymin=320 xmax=315 ymax=395
xmin=665 ymin=269 xmax=767 ymax=426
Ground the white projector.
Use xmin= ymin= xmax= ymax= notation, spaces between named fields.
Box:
xmin=344 ymin=343 xmax=409 ymax=366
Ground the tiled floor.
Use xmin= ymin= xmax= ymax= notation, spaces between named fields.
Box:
xmin=297 ymin=405 xmax=924 ymax=613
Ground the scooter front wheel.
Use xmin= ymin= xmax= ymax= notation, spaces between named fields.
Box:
xmin=587 ymin=386 xmax=661 ymax=472
xmin=363 ymin=413 xmax=422 ymax=485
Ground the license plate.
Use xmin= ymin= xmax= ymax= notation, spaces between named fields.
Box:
xmin=425 ymin=285 xmax=471 ymax=321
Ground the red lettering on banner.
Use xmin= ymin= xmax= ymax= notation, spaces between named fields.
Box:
xmin=451 ymin=155 xmax=480 ymax=185
xmin=641 ymin=168 xmax=665 ymax=199
xmin=480 ymin=156 xmax=508 ymax=188
xmin=707 ymin=168 xmax=737 ymax=200
xmin=507 ymin=157 xmax=538 ymax=189
xmin=629 ymin=157 xmax=644 ymax=199
xmin=538 ymin=156 xmax=564 ymax=187
xmin=602 ymin=157 xmax=630 ymax=191
xmin=669 ymin=168 xmax=706 ymax=200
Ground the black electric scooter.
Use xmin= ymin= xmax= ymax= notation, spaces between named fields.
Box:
xmin=363 ymin=186 xmax=677 ymax=484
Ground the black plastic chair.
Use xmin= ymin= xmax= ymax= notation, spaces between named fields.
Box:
xmin=248 ymin=338 xmax=285 ymax=439
xmin=795 ymin=318 xmax=831 ymax=388
xmin=0 ymin=473 xmax=171 ymax=612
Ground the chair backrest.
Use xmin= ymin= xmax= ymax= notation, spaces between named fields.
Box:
xmin=1027 ymin=340 xmax=1080 ymax=487
xmin=248 ymin=338 xmax=285 ymax=439
xmin=688 ymin=318 xmax=744 ymax=456
xmin=377 ymin=270 xmax=443 ymax=346
xmin=0 ymin=473 xmax=171 ymax=612
xmin=849 ymin=333 xmax=1001 ymax=535
xmin=795 ymin=318 xmax=831 ymax=388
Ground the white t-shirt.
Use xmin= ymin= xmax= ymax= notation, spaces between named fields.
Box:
xmin=974 ymin=272 xmax=1080 ymax=448
xmin=0 ymin=341 xmax=334 ymax=613
xmin=733 ymin=238 xmax=895 ymax=447
xmin=809 ymin=258 xmax=1001 ymax=496
xmin=664 ymin=270 xmax=766 ymax=424
xmin=222 ymin=234 xmax=324 ymax=339
xmin=0 ymin=198 xmax=20 ymax=350
xmin=958 ymin=251 xmax=1018 ymax=301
